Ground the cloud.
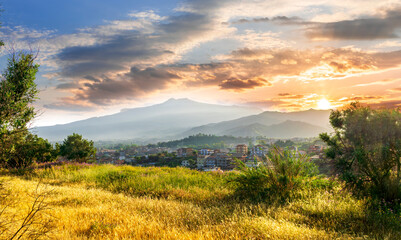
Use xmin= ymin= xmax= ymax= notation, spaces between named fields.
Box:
xmin=232 ymin=16 xmax=312 ymax=25
xmin=70 ymin=66 xmax=181 ymax=105
xmin=219 ymin=77 xmax=271 ymax=91
xmin=353 ymin=78 xmax=401 ymax=87
xmin=364 ymin=100 xmax=401 ymax=109
xmin=339 ymin=95 xmax=383 ymax=102
xmin=56 ymin=82 xmax=81 ymax=89
xmin=21 ymin=0 xmax=401 ymax=113
xmin=306 ymin=6 xmax=401 ymax=40
xmin=389 ymin=87 xmax=401 ymax=92
xmin=50 ymin=46 xmax=401 ymax=108
xmin=277 ymin=93 xmax=304 ymax=99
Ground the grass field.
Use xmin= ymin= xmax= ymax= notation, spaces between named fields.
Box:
xmin=1 ymin=164 xmax=400 ymax=239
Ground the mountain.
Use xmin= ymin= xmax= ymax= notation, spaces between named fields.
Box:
xmin=32 ymin=98 xmax=262 ymax=141
xmin=222 ymin=120 xmax=328 ymax=138
xmin=182 ymin=109 xmax=331 ymax=138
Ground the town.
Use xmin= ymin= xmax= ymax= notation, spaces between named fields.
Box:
xmin=96 ymin=139 xmax=326 ymax=171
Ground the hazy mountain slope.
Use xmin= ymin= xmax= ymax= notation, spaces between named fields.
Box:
xmin=183 ymin=109 xmax=331 ymax=137
xmin=221 ymin=120 xmax=328 ymax=138
xmin=32 ymin=98 xmax=262 ymax=141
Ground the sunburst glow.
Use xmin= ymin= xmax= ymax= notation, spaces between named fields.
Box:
xmin=317 ymin=99 xmax=332 ymax=110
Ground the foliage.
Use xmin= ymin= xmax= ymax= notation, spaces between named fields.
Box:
xmin=7 ymin=164 xmax=400 ymax=239
xmin=230 ymin=146 xmax=318 ymax=202
xmin=59 ymin=133 xmax=96 ymax=162
xmin=0 ymin=53 xmax=39 ymax=168
xmin=320 ymin=102 xmax=401 ymax=207
xmin=5 ymin=133 xmax=56 ymax=170
xmin=153 ymin=133 xmax=252 ymax=149
xmin=274 ymin=139 xmax=295 ymax=148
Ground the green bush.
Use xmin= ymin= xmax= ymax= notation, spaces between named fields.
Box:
xmin=230 ymin=146 xmax=319 ymax=202
xmin=320 ymin=102 xmax=401 ymax=209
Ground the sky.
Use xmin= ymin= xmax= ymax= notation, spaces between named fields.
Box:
xmin=2 ymin=0 xmax=401 ymax=126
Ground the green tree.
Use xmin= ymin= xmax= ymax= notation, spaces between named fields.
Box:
xmin=59 ymin=133 xmax=96 ymax=162
xmin=0 ymin=53 xmax=39 ymax=168
xmin=320 ymin=102 xmax=401 ymax=204
xmin=5 ymin=133 xmax=56 ymax=169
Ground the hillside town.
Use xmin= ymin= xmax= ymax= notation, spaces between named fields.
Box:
xmin=96 ymin=142 xmax=326 ymax=171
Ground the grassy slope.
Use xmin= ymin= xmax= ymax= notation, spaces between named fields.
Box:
xmin=1 ymin=164 xmax=400 ymax=239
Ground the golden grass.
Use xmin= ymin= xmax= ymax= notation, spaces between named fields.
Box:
xmin=0 ymin=176 xmax=349 ymax=240
xmin=1 ymin=165 xmax=400 ymax=239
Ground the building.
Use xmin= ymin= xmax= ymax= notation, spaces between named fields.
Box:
xmin=236 ymin=144 xmax=248 ymax=154
xmin=204 ymin=152 xmax=236 ymax=170
xmin=250 ymin=145 xmax=269 ymax=157
xmin=199 ymin=149 xmax=213 ymax=155
xmin=181 ymin=160 xmax=191 ymax=167
xmin=196 ymin=155 xmax=209 ymax=169
xmin=176 ymin=148 xmax=194 ymax=157
xmin=230 ymin=153 xmax=247 ymax=162
xmin=119 ymin=152 xmax=126 ymax=161
xmin=308 ymin=145 xmax=324 ymax=154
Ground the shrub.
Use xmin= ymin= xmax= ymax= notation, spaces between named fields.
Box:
xmin=59 ymin=133 xmax=96 ymax=162
xmin=320 ymin=102 xmax=401 ymax=209
xmin=230 ymin=146 xmax=318 ymax=202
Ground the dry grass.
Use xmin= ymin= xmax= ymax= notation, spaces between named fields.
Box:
xmin=0 ymin=165 xmax=399 ymax=239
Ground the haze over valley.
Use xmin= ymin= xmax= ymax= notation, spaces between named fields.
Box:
xmin=33 ymin=98 xmax=331 ymax=142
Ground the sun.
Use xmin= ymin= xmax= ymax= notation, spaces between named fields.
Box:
xmin=317 ymin=98 xmax=332 ymax=110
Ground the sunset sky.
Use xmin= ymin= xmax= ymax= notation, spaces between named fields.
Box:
xmin=2 ymin=0 xmax=401 ymax=126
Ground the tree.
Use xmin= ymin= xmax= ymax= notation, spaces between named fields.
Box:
xmin=59 ymin=133 xmax=96 ymax=162
xmin=0 ymin=53 xmax=39 ymax=168
xmin=320 ymin=102 xmax=401 ymax=204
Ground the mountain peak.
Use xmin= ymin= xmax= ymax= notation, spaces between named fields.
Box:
xmin=164 ymin=98 xmax=193 ymax=104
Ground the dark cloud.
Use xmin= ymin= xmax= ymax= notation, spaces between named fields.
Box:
xmin=52 ymin=45 xmax=401 ymax=108
xmin=83 ymin=75 xmax=101 ymax=82
xmin=54 ymin=7 xmax=218 ymax=79
xmin=306 ymin=7 xmax=401 ymax=40
xmin=73 ymin=66 xmax=181 ymax=105
xmin=364 ymin=100 xmax=401 ymax=109
xmin=55 ymin=82 xmax=80 ymax=89
xmin=279 ymin=94 xmax=304 ymax=99
xmin=339 ymin=95 xmax=383 ymax=102
xmin=219 ymin=77 xmax=270 ymax=90
xmin=232 ymin=16 xmax=310 ymax=25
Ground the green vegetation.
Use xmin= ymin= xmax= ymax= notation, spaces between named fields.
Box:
xmin=0 ymin=164 xmax=397 ymax=239
xmin=152 ymin=133 xmax=253 ymax=149
xmin=0 ymin=53 xmax=40 ymax=169
xmin=320 ymin=103 xmax=401 ymax=209
xmin=59 ymin=133 xmax=96 ymax=162
xmin=230 ymin=147 xmax=319 ymax=202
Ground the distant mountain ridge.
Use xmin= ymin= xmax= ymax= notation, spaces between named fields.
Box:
xmin=182 ymin=109 xmax=331 ymax=138
xmin=222 ymin=120 xmax=328 ymax=138
xmin=32 ymin=98 xmax=262 ymax=141
xmin=33 ymin=98 xmax=331 ymax=142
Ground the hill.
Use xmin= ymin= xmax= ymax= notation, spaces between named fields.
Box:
xmin=183 ymin=109 xmax=331 ymax=137
xmin=32 ymin=98 xmax=262 ymax=141
xmin=223 ymin=120 xmax=328 ymax=138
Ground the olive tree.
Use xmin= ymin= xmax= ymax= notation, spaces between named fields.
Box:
xmin=320 ymin=102 xmax=401 ymax=204
xmin=59 ymin=133 xmax=96 ymax=162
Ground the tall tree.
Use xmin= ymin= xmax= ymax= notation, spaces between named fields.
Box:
xmin=320 ymin=102 xmax=401 ymax=203
xmin=0 ymin=53 xmax=39 ymax=167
